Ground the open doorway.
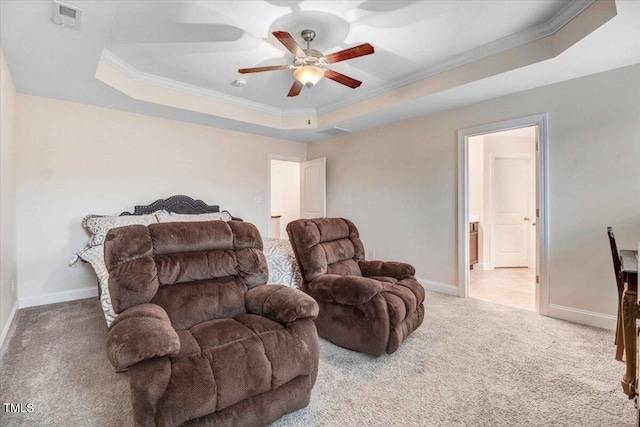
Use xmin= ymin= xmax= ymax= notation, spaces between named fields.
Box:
xmin=458 ymin=113 xmax=549 ymax=315
xmin=269 ymin=158 xmax=301 ymax=240
xmin=267 ymin=155 xmax=326 ymax=240
xmin=468 ymin=127 xmax=537 ymax=311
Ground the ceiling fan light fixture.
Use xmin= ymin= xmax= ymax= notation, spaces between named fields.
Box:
xmin=294 ymin=65 xmax=324 ymax=87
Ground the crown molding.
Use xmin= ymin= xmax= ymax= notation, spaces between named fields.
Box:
xmin=100 ymin=49 xmax=316 ymax=118
xmin=315 ymin=0 xmax=596 ymax=114
xmin=546 ymin=0 xmax=595 ymax=32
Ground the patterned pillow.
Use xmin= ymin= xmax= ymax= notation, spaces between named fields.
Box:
xmin=156 ymin=211 xmax=233 ymax=223
xmin=263 ymin=238 xmax=303 ymax=289
xmin=82 ymin=210 xmax=168 ymax=247
xmin=77 ymin=245 xmax=117 ymax=327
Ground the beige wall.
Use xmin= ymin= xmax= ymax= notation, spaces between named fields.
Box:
xmin=308 ymin=64 xmax=640 ymax=319
xmin=15 ymin=95 xmax=307 ymax=302
xmin=0 ymin=49 xmax=18 ymax=342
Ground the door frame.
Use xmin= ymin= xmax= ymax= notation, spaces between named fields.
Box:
xmin=457 ymin=113 xmax=549 ymax=315
xmin=267 ymin=153 xmax=305 ymax=238
xmin=490 ymin=153 xmax=535 ymax=269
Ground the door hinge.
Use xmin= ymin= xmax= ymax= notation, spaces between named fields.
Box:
xmin=536 ymin=208 xmax=539 ymax=218
xmin=536 ymin=275 xmax=540 ymax=284
xmin=536 ymin=141 xmax=538 ymax=151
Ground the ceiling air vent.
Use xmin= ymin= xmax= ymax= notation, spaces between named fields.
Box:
xmin=318 ymin=127 xmax=351 ymax=137
xmin=51 ymin=1 xmax=82 ymax=30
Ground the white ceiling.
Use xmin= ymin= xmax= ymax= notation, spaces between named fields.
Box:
xmin=1 ymin=1 xmax=639 ymax=143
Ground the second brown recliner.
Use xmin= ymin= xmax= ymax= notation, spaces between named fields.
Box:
xmin=287 ymin=217 xmax=425 ymax=356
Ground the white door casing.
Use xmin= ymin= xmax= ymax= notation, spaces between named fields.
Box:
xmin=457 ymin=113 xmax=549 ymax=316
xmin=529 ymin=131 xmax=538 ymax=270
xmin=300 ymin=157 xmax=326 ymax=219
xmin=491 ymin=154 xmax=534 ymax=267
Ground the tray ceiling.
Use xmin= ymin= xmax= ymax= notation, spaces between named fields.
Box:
xmin=1 ymin=1 xmax=639 ymax=142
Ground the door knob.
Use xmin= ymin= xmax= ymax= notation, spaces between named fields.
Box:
xmin=524 ymin=217 xmax=530 ymax=221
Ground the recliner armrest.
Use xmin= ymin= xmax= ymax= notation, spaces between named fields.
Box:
xmin=106 ymin=303 xmax=180 ymax=371
xmin=359 ymin=260 xmax=415 ymax=280
xmin=307 ymin=274 xmax=384 ymax=305
xmin=245 ymin=285 xmax=319 ymax=324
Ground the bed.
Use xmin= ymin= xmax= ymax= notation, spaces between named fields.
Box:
xmin=74 ymin=195 xmax=303 ymax=327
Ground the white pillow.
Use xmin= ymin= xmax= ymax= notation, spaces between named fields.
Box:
xmin=156 ymin=211 xmax=233 ymax=223
xmin=82 ymin=210 xmax=168 ymax=247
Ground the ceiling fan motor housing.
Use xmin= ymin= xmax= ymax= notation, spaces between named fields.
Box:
xmin=295 ymin=29 xmax=326 ymax=68
xmin=294 ymin=49 xmax=326 ymax=67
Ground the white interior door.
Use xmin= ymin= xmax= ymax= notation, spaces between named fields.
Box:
xmin=492 ymin=155 xmax=533 ymax=267
xmin=300 ymin=157 xmax=326 ymax=218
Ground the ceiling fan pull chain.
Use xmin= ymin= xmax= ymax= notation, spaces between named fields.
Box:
xmin=307 ymin=88 xmax=313 ymax=125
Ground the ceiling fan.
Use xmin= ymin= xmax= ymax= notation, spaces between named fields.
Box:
xmin=238 ymin=30 xmax=374 ymax=97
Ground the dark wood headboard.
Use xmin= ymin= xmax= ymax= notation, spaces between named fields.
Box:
xmin=119 ymin=195 xmax=242 ymax=221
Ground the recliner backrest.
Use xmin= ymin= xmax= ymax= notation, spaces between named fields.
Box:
xmin=104 ymin=220 xmax=268 ymax=330
xmin=287 ymin=218 xmax=365 ymax=283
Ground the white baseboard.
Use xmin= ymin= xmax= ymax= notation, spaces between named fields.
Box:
xmin=548 ymin=304 xmax=616 ymax=331
xmin=418 ymin=279 xmax=459 ymax=296
xmin=472 ymin=263 xmax=494 ymax=271
xmin=19 ymin=286 xmax=98 ymax=309
xmin=0 ymin=300 xmax=19 ymax=349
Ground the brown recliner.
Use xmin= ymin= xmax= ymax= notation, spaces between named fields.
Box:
xmin=103 ymin=220 xmax=319 ymax=427
xmin=286 ymin=218 xmax=425 ymax=356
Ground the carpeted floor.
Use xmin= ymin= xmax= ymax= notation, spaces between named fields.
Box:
xmin=0 ymin=291 xmax=635 ymax=426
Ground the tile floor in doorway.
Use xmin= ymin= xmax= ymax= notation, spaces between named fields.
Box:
xmin=469 ymin=267 xmax=536 ymax=311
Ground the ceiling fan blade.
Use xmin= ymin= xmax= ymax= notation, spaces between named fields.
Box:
xmin=287 ymin=80 xmax=304 ymax=97
xmin=238 ymin=65 xmax=291 ymax=74
xmin=324 ymin=70 xmax=362 ymax=89
xmin=272 ymin=31 xmax=306 ymax=57
xmin=325 ymin=43 xmax=375 ymax=64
